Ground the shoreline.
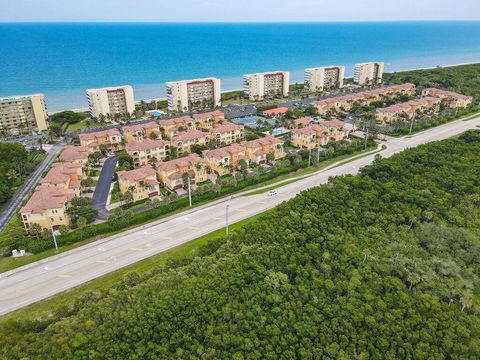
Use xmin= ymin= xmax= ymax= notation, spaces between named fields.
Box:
xmin=55 ymin=61 xmax=479 ymax=115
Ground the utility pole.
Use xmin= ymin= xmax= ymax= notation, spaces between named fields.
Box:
xmin=317 ymin=146 xmax=321 ymax=162
xmin=187 ymin=175 xmax=192 ymax=207
xmin=225 ymin=204 xmax=229 ymax=241
xmin=308 ymin=148 xmax=312 ymax=167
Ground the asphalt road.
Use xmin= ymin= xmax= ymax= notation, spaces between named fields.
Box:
xmin=0 ymin=117 xmax=479 ymax=315
xmin=91 ymin=155 xmax=118 ymax=220
xmin=0 ymin=141 xmax=65 ymax=232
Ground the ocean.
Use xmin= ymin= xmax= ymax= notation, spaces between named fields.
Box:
xmin=1 ymin=21 xmax=480 ymax=112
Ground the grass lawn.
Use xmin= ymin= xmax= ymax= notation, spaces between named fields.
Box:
xmin=66 ymin=120 xmax=104 ymax=132
xmin=0 ymin=214 xmax=262 ymax=324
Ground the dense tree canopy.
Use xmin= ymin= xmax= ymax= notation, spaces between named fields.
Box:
xmin=384 ymin=63 xmax=480 ymax=101
xmin=2 ymin=132 xmax=480 ymax=358
xmin=0 ymin=143 xmax=42 ymax=205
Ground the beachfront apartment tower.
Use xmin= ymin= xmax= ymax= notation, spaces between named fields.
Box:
xmin=86 ymin=85 xmax=135 ymax=119
xmin=0 ymin=94 xmax=49 ymax=134
xmin=304 ymin=66 xmax=345 ymax=92
xmin=354 ymin=62 xmax=385 ymax=85
xmin=243 ymin=71 xmax=290 ymax=101
xmin=166 ymin=78 xmax=221 ymax=112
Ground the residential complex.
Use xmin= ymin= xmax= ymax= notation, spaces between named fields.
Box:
xmin=313 ymin=83 xmax=416 ymax=115
xmin=123 ymin=121 xmax=161 ymax=143
xmin=421 ymin=88 xmax=473 ymax=108
xmin=20 ymin=186 xmax=72 ymax=231
xmin=126 ymin=139 xmax=171 ymax=167
xmin=171 ymin=130 xmax=209 ymax=154
xmin=291 ymin=119 xmax=350 ymax=149
xmin=208 ymin=122 xmax=244 ymax=146
xmin=20 ymin=158 xmax=85 ymax=231
xmin=304 ymin=66 xmax=345 ymax=92
xmin=375 ymin=97 xmax=442 ymax=123
xmin=117 ymin=165 xmax=160 ymax=202
xmin=166 ymin=78 xmax=221 ymax=112
xmin=202 ymin=136 xmax=285 ymax=176
xmin=59 ymin=145 xmax=90 ymax=164
xmin=156 ymin=154 xmax=208 ymax=190
xmin=354 ymin=62 xmax=385 ymax=85
xmin=78 ymin=128 xmax=123 ymax=153
xmin=0 ymin=94 xmax=49 ymax=133
xmin=86 ymin=85 xmax=135 ymax=119
xmin=243 ymin=71 xmax=290 ymax=100
xmin=40 ymin=162 xmax=84 ymax=197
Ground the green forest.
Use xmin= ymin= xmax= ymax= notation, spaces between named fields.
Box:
xmin=2 ymin=131 xmax=480 ymax=359
xmin=384 ymin=63 xmax=480 ymax=101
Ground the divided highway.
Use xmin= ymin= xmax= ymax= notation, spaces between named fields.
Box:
xmin=0 ymin=117 xmax=479 ymax=316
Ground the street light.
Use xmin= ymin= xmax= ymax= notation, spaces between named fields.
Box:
xmin=187 ymin=175 xmax=192 ymax=207
xmin=48 ymin=217 xmax=58 ymax=250
xmin=225 ymin=204 xmax=229 ymax=241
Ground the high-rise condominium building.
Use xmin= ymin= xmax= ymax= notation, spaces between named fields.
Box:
xmin=243 ymin=71 xmax=290 ymax=101
xmin=86 ymin=85 xmax=135 ymax=118
xmin=166 ymin=78 xmax=221 ymax=112
xmin=304 ymin=66 xmax=345 ymax=92
xmin=354 ymin=62 xmax=385 ymax=85
xmin=0 ymin=94 xmax=49 ymax=133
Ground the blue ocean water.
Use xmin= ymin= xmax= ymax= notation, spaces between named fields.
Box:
xmin=1 ymin=22 xmax=480 ymax=112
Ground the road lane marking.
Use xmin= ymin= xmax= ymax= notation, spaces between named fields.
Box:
xmin=188 ymin=226 xmax=200 ymax=230
xmin=234 ymin=209 xmax=248 ymax=212
xmin=129 ymin=247 xmax=143 ymax=251
xmin=213 ymin=217 xmax=223 ymax=220
xmin=95 ymin=260 xmax=109 ymax=264
xmin=57 ymin=274 xmax=73 ymax=279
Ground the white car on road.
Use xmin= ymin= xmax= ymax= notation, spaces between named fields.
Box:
xmin=266 ymin=190 xmax=278 ymax=196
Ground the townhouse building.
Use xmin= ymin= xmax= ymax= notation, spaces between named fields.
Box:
xmin=313 ymin=83 xmax=416 ymax=115
xmin=291 ymin=127 xmax=318 ymax=150
xmin=192 ymin=110 xmax=225 ymax=129
xmin=40 ymin=162 xmax=84 ymax=197
xmin=375 ymin=97 xmax=442 ymax=123
xmin=20 ymin=186 xmax=72 ymax=231
xmin=202 ymin=143 xmax=247 ymax=176
xmin=78 ymin=128 xmax=123 ymax=153
xmin=117 ymin=165 xmax=160 ymax=202
xmin=122 ymin=121 xmax=161 ymax=142
xmin=59 ymin=145 xmax=90 ymax=164
xmin=241 ymin=136 xmax=285 ymax=162
xmin=171 ymin=130 xmax=209 ymax=154
xmin=125 ymin=139 xmax=171 ymax=167
xmin=291 ymin=119 xmax=349 ymax=149
xmin=156 ymin=154 xmax=208 ymax=190
xmin=292 ymin=117 xmax=314 ymax=128
xmin=421 ymin=88 xmax=473 ymax=108
xmin=208 ymin=122 xmax=244 ymax=146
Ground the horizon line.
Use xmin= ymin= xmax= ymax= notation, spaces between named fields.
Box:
xmin=1 ymin=19 xmax=480 ymax=24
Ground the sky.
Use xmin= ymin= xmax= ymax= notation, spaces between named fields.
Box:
xmin=1 ymin=0 xmax=479 ymax=22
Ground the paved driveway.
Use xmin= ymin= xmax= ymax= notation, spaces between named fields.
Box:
xmin=92 ymin=155 xmax=117 ymax=220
